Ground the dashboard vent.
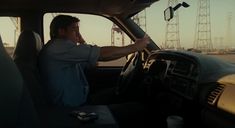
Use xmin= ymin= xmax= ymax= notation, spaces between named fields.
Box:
xmin=207 ymin=85 xmax=225 ymax=105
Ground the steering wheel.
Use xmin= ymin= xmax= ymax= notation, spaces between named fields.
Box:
xmin=115 ymin=51 xmax=144 ymax=98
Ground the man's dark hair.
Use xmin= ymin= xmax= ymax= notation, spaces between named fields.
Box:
xmin=50 ymin=15 xmax=80 ymax=38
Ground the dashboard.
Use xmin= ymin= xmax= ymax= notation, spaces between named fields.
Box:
xmin=144 ymin=50 xmax=200 ymax=100
xmin=143 ymin=50 xmax=235 ymax=128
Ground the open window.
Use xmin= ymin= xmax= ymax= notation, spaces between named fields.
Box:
xmin=0 ymin=17 xmax=21 ymax=57
xmin=43 ymin=13 xmax=132 ymax=67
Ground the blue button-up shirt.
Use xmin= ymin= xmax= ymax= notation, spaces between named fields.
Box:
xmin=39 ymin=39 xmax=100 ymax=107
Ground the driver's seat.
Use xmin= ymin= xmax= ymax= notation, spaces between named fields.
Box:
xmin=13 ymin=30 xmax=46 ymax=108
xmin=12 ymin=31 xmax=119 ymax=128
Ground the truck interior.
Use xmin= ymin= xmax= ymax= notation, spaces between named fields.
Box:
xmin=0 ymin=0 xmax=235 ymax=128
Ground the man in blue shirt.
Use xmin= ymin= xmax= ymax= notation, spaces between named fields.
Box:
xmin=39 ymin=15 xmax=150 ymax=107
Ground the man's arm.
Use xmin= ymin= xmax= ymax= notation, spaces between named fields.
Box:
xmin=99 ymin=35 xmax=150 ymax=61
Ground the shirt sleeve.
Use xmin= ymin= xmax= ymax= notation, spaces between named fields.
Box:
xmin=49 ymin=39 xmax=100 ymax=67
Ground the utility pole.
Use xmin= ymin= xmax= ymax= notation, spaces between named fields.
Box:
xmin=10 ymin=17 xmax=20 ymax=46
xmin=164 ymin=0 xmax=181 ymax=50
xmin=214 ymin=37 xmax=218 ymax=49
xmin=111 ymin=9 xmax=147 ymax=46
xmin=111 ymin=24 xmax=125 ymax=46
xmin=131 ymin=9 xmax=147 ymax=44
xmin=226 ymin=12 xmax=232 ymax=48
xmin=219 ymin=37 xmax=224 ymax=50
xmin=132 ymin=9 xmax=147 ymax=32
xmin=194 ymin=0 xmax=212 ymax=52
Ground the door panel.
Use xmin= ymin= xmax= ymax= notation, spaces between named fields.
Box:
xmin=86 ymin=66 xmax=122 ymax=94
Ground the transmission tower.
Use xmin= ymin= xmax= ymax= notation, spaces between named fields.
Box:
xmin=219 ymin=37 xmax=224 ymax=50
xmin=226 ymin=12 xmax=232 ymax=48
xmin=130 ymin=9 xmax=147 ymax=44
xmin=214 ymin=37 xmax=218 ymax=49
xmin=10 ymin=17 xmax=20 ymax=46
xmin=194 ymin=0 xmax=212 ymax=52
xmin=111 ymin=10 xmax=147 ymax=46
xmin=133 ymin=10 xmax=147 ymax=32
xmin=111 ymin=24 xmax=125 ymax=46
xmin=164 ymin=0 xmax=181 ymax=50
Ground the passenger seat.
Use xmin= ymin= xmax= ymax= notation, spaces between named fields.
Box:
xmin=0 ymin=35 xmax=40 ymax=127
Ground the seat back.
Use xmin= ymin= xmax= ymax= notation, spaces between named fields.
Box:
xmin=0 ymin=35 xmax=39 ymax=127
xmin=13 ymin=30 xmax=46 ymax=108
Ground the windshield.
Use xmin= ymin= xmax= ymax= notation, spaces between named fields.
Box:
xmin=132 ymin=0 xmax=235 ymax=63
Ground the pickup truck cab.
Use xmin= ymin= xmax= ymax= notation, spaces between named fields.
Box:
xmin=0 ymin=0 xmax=235 ymax=128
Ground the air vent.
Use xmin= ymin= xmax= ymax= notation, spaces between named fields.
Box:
xmin=207 ymin=85 xmax=225 ymax=105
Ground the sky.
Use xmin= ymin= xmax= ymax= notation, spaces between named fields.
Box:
xmin=146 ymin=0 xmax=235 ymax=49
xmin=0 ymin=0 xmax=235 ymax=49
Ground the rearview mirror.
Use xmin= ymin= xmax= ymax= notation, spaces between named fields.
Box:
xmin=164 ymin=2 xmax=190 ymax=21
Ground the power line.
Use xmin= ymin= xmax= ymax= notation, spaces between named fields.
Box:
xmin=10 ymin=17 xmax=20 ymax=46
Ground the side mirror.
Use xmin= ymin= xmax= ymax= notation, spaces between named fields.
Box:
xmin=164 ymin=6 xmax=174 ymax=21
xmin=164 ymin=2 xmax=190 ymax=21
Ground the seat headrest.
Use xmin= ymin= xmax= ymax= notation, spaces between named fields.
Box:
xmin=13 ymin=30 xmax=43 ymax=61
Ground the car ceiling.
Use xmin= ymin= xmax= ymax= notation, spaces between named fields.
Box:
xmin=0 ymin=0 xmax=159 ymax=17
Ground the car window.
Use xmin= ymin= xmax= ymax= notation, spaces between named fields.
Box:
xmin=43 ymin=13 xmax=131 ymax=66
xmin=141 ymin=1 xmax=235 ymax=64
xmin=0 ymin=17 xmax=20 ymax=57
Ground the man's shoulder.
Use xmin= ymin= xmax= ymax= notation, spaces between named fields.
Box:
xmin=45 ymin=39 xmax=75 ymax=49
xmin=53 ymin=39 xmax=75 ymax=45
